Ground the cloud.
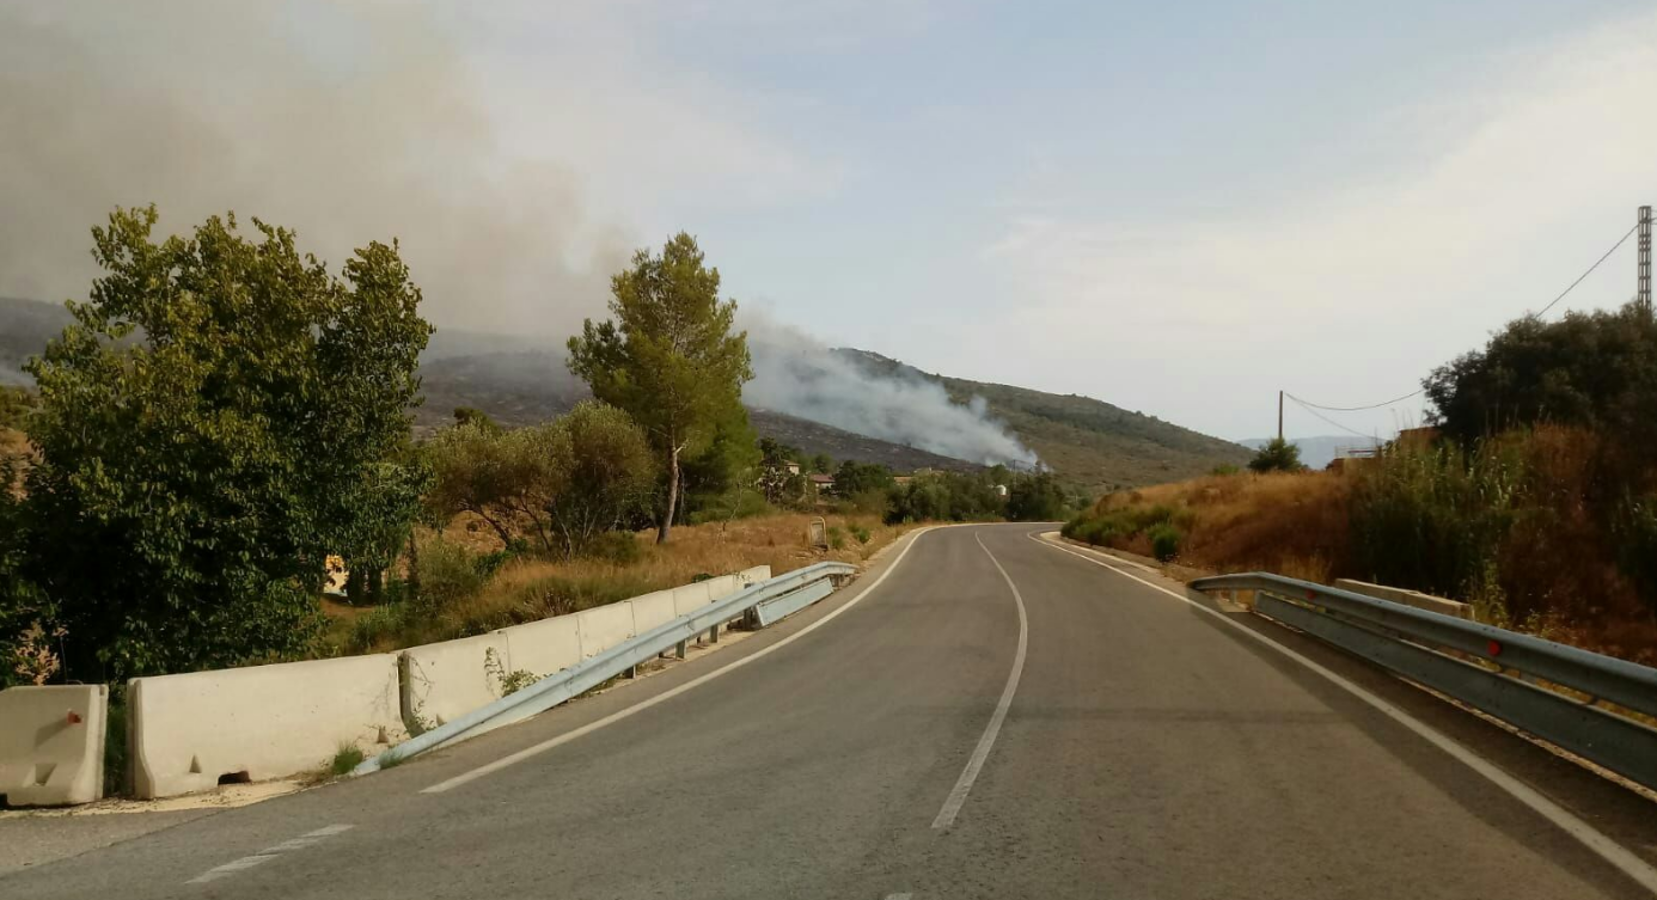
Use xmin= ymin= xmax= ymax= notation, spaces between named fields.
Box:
xmin=977 ymin=9 xmax=1657 ymax=439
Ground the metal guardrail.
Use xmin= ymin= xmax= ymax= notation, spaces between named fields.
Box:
xmin=353 ymin=562 xmax=857 ymax=775
xmin=1189 ymin=573 xmax=1657 ymax=792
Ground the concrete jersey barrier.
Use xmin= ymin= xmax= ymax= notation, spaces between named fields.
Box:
xmin=576 ymin=602 xmax=637 ymax=659
xmin=0 ymin=684 xmax=108 ymax=807
xmin=630 ymin=590 xmax=679 ymax=634
xmin=400 ymin=633 xmax=512 ymax=731
xmin=128 ymin=655 xmax=402 ymax=799
xmin=495 ymin=615 xmax=582 ymax=683
xmin=1333 ymin=578 xmax=1474 ymax=620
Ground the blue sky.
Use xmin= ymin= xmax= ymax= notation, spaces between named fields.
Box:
xmin=4 ymin=0 xmax=1655 ymax=441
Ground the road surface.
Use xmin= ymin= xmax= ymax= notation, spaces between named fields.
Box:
xmin=4 ymin=524 xmax=1656 ymax=899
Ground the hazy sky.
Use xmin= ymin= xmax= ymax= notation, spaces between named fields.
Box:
xmin=4 ymin=0 xmax=1655 ymax=441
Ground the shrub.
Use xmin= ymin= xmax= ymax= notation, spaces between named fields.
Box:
xmin=1148 ymin=524 xmax=1181 ymax=562
xmin=1210 ymin=463 xmax=1241 ymax=476
xmin=1248 ymin=438 xmax=1305 ymax=473
xmin=850 ymin=524 xmax=872 ymax=545
xmin=826 ymin=525 xmax=846 ymax=550
xmin=416 ymin=539 xmax=488 ymax=612
xmin=583 ymin=531 xmax=643 ymax=565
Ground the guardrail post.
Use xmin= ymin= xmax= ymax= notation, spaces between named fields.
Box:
xmin=675 ymin=639 xmax=687 ymax=660
xmin=624 ymin=665 xmax=636 ymax=679
xmin=708 ymin=624 xmax=719 ymax=644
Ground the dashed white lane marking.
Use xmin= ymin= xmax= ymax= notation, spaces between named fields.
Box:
xmin=931 ymin=532 xmax=1030 ymax=831
xmin=1029 ymin=533 xmax=1657 ymax=896
xmin=884 ymin=893 xmax=915 ymax=899
xmin=422 ymin=526 xmax=945 ymax=794
xmin=185 ymin=824 xmax=354 ymax=885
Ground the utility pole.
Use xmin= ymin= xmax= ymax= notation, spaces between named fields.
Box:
xmin=1639 ymin=205 xmax=1652 ymax=318
xmin=1277 ymin=390 xmax=1284 ymax=442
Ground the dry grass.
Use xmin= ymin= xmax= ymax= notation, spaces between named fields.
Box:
xmin=1091 ymin=471 xmax=1351 ymax=581
xmin=1071 ymin=447 xmax=1657 ymax=665
xmin=333 ymin=512 xmax=915 ymax=654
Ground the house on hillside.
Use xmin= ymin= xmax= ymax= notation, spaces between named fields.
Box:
xmin=809 ymin=473 xmax=835 ymax=496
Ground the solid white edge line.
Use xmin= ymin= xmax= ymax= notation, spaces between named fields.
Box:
xmin=1029 ymin=532 xmax=1657 ymax=895
xmin=420 ymin=526 xmax=945 ymax=794
xmin=930 ymin=532 xmax=1031 ymax=831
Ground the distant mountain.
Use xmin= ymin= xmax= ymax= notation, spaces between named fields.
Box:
xmin=1238 ymin=435 xmax=1382 ymax=471
xmin=0 ymin=297 xmax=72 ymax=385
xmin=414 ymin=349 xmax=979 ymax=473
xmin=836 ymin=350 xmax=1251 ymax=490
xmin=1 ymin=297 xmax=1252 ymax=486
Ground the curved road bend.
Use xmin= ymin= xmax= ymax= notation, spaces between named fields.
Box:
xmin=5 ymin=524 xmax=1656 ymax=899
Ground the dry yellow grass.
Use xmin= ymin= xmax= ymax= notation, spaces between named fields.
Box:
xmin=1091 ymin=470 xmax=1351 ymax=581
xmin=335 ymin=511 xmax=916 ymax=653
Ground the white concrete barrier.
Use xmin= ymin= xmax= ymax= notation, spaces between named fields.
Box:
xmin=496 ymin=615 xmax=581 ymax=681
xmin=738 ymin=566 xmax=771 ymax=585
xmin=400 ymin=633 xmax=512 ymax=730
xmin=129 ymin=655 xmax=402 ymax=799
xmin=630 ymin=590 xmax=678 ymax=633
xmin=575 ymin=602 xmax=636 ymax=659
xmin=0 ymin=684 xmax=108 ymax=807
xmin=1334 ymin=578 xmax=1474 ymax=620
xmin=670 ymin=582 xmax=713 ymax=619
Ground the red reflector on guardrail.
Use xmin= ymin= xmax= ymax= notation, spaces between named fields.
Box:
xmin=1487 ymin=640 xmax=1503 ymax=657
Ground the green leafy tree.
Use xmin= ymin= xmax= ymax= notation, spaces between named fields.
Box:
xmin=567 ymin=233 xmax=753 ymax=543
xmin=1248 ymin=437 xmax=1305 ymax=473
xmin=0 ymin=387 xmax=36 ymax=432
xmin=425 ymin=421 xmax=573 ymax=553
xmin=546 ymin=402 xmax=656 ymax=557
xmin=452 ymin=406 xmax=502 ymax=433
xmin=832 ymin=460 xmax=896 ymax=497
xmin=1007 ymin=471 xmax=1068 ymax=521
xmin=679 ymin=405 xmax=762 ymax=520
xmin=21 ymin=206 xmax=430 ymax=679
xmin=1425 ymin=302 xmax=1657 ymax=448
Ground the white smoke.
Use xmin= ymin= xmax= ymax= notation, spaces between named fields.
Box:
xmin=744 ymin=315 xmax=1037 ymax=467
xmin=0 ymin=1 xmax=627 ymax=337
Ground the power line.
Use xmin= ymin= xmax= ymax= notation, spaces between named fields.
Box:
xmin=1281 ymin=217 xmax=1641 ymax=420
xmin=1285 ymin=395 xmax=1381 ymax=440
xmin=1285 ymin=388 xmax=1424 ymax=412
xmin=1532 ymin=220 xmax=1640 ymax=319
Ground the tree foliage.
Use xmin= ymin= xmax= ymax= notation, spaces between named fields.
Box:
xmin=546 ymin=402 xmax=656 ymax=557
xmin=19 ymin=207 xmax=430 ymax=679
xmin=425 ymin=421 xmax=573 ymax=552
xmin=1006 ymin=470 xmax=1068 ymax=521
xmin=1247 ymin=437 xmax=1305 ymax=473
xmin=567 ymin=233 xmax=752 ymax=543
xmin=1425 ymin=302 xmax=1657 ymax=448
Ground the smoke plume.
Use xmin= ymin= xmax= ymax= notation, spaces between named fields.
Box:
xmin=0 ymin=1 xmax=626 ymax=337
xmin=744 ymin=315 xmax=1037 ymax=467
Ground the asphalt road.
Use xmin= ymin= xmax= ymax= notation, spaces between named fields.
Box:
xmin=5 ymin=524 xmax=1657 ymax=899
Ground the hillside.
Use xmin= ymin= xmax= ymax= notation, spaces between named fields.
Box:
xmin=0 ymin=297 xmax=71 ymax=385
xmin=837 ymin=350 xmax=1250 ymax=489
xmin=415 ymin=350 xmax=979 ymax=472
xmin=1 ymin=297 xmax=1250 ymax=485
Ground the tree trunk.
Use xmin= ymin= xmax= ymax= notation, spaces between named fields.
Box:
xmin=406 ymin=532 xmax=421 ymax=604
xmin=657 ymin=445 xmax=681 ymax=544
xmin=367 ymin=567 xmax=384 ymax=604
xmin=346 ymin=568 xmax=367 ymax=604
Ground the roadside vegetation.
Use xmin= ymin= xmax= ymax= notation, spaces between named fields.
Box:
xmin=0 ymin=208 xmax=1081 ymax=692
xmin=1066 ymin=301 xmax=1657 ymax=665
